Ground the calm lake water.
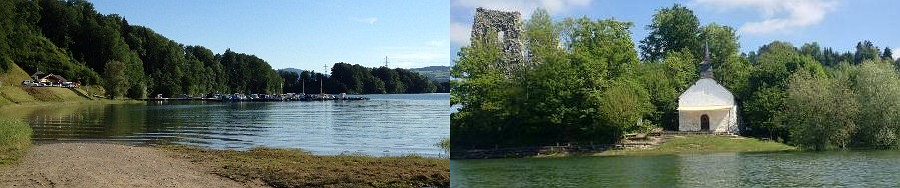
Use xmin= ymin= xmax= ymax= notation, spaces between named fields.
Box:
xmin=7 ymin=93 xmax=450 ymax=157
xmin=451 ymin=150 xmax=900 ymax=187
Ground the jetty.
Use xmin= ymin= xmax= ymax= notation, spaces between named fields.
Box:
xmin=139 ymin=93 xmax=369 ymax=102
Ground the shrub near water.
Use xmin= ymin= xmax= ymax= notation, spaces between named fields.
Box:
xmin=0 ymin=118 xmax=31 ymax=166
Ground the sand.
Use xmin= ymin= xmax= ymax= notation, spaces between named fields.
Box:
xmin=0 ymin=142 xmax=267 ymax=188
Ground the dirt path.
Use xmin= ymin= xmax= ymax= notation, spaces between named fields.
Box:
xmin=0 ymin=143 xmax=267 ymax=188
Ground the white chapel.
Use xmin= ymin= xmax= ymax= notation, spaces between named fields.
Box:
xmin=677 ymin=44 xmax=739 ymax=133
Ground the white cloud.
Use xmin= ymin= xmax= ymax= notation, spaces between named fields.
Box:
xmin=352 ymin=17 xmax=378 ymax=25
xmin=892 ymin=47 xmax=899 ymax=60
xmin=448 ymin=22 xmax=471 ymax=45
xmin=693 ymin=0 xmax=838 ymax=35
xmin=378 ymin=44 xmax=456 ymax=68
xmin=452 ymin=0 xmax=592 ymax=16
xmin=427 ymin=40 xmax=448 ymax=47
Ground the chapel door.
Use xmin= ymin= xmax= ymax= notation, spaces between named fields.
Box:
xmin=700 ymin=114 xmax=710 ymax=131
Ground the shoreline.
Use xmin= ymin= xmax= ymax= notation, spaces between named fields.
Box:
xmin=0 ymin=99 xmax=143 ymax=109
xmin=451 ymin=135 xmax=798 ymax=159
xmin=0 ymin=141 xmax=450 ymax=188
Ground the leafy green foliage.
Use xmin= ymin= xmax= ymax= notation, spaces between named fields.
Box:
xmin=279 ymin=64 xmax=438 ymax=94
xmin=0 ymin=0 xmax=283 ymax=98
xmin=854 ymin=41 xmax=880 ymax=64
xmin=638 ymin=49 xmax=696 ymax=130
xmin=452 ymin=6 xmax=900 ymax=151
xmin=103 ymin=61 xmax=127 ymax=99
xmin=784 ymin=71 xmax=857 ymax=150
xmin=700 ymin=23 xmax=740 ymax=69
xmin=639 ymin=4 xmax=701 ymax=62
xmin=452 ymin=12 xmax=653 ymax=149
xmin=850 ymin=61 xmax=900 ymax=148
xmin=784 ymin=60 xmax=900 ymax=150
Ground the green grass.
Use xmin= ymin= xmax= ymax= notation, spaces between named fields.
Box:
xmin=160 ymin=146 xmax=450 ymax=188
xmin=0 ymin=63 xmax=98 ymax=106
xmin=596 ymin=135 xmax=796 ymax=156
xmin=0 ymin=118 xmax=31 ymax=167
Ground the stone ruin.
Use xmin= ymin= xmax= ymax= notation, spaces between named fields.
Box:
xmin=470 ymin=7 xmax=526 ymax=77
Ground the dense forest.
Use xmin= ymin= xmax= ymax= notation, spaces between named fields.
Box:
xmin=0 ymin=0 xmax=283 ymax=98
xmin=278 ymin=63 xmax=451 ymax=94
xmin=451 ymin=5 xmax=900 ymax=151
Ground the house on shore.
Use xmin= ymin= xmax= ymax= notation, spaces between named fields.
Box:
xmin=27 ymin=70 xmax=76 ymax=87
xmin=31 ymin=71 xmax=67 ymax=84
xmin=677 ymin=44 xmax=739 ymax=133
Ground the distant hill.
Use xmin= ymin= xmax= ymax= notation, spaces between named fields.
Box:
xmin=278 ymin=68 xmax=305 ymax=75
xmin=409 ymin=66 xmax=451 ymax=82
xmin=278 ymin=68 xmax=327 ymax=77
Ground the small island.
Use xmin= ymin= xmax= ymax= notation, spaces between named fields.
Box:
xmin=451 ymin=6 xmax=900 ymax=159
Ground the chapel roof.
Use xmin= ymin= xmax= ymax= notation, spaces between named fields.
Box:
xmin=678 ymin=78 xmax=735 ymax=109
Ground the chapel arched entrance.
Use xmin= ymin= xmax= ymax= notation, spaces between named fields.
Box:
xmin=700 ymin=114 xmax=710 ymax=131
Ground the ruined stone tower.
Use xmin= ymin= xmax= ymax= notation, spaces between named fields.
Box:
xmin=470 ymin=7 xmax=525 ymax=77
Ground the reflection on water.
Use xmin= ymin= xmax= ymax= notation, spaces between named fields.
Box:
xmin=451 ymin=150 xmax=900 ymax=187
xmin=10 ymin=94 xmax=450 ymax=157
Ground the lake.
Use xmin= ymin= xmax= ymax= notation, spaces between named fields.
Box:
xmin=451 ymin=150 xmax=900 ymax=187
xmin=6 ymin=93 xmax=450 ymax=157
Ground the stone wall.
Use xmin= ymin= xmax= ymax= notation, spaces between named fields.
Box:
xmin=470 ymin=7 xmax=526 ymax=77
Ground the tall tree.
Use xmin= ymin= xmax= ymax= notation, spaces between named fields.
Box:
xmin=854 ymin=40 xmax=880 ymax=64
xmin=639 ymin=4 xmax=701 ymax=62
xmin=784 ymin=70 xmax=857 ymax=150
xmin=699 ymin=23 xmax=739 ymax=68
xmin=852 ymin=61 xmax=900 ymax=147
xmin=103 ymin=60 xmax=127 ymax=99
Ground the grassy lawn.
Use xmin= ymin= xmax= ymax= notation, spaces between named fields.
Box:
xmin=596 ymin=135 xmax=796 ymax=156
xmin=160 ymin=146 xmax=450 ymax=188
xmin=0 ymin=118 xmax=31 ymax=167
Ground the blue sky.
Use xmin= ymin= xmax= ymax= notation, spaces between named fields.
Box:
xmin=91 ymin=0 xmax=900 ymax=71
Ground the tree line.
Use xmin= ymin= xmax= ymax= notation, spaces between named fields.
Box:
xmin=278 ymin=62 xmax=450 ymax=94
xmin=0 ymin=0 xmax=282 ymax=98
xmin=451 ymin=5 xmax=900 ymax=150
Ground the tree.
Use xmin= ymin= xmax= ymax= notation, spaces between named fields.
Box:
xmin=784 ymin=70 xmax=857 ymax=150
xmin=330 ymin=62 xmax=360 ymax=93
xmin=851 ymin=61 xmax=900 ymax=147
xmin=639 ymin=49 xmax=696 ymax=130
xmin=524 ymin=8 xmax=558 ymax=65
xmin=103 ymin=60 xmax=127 ymax=99
xmin=699 ymin=23 xmax=739 ymax=68
xmin=564 ymin=17 xmax=640 ymax=88
xmin=715 ymin=54 xmax=753 ymax=98
xmin=882 ymin=47 xmax=893 ymax=61
xmin=744 ymin=41 xmax=825 ymax=139
xmin=639 ymin=4 xmax=701 ymax=62
xmin=279 ymin=70 xmax=301 ymax=93
xmin=598 ymin=79 xmax=653 ymax=135
xmin=372 ymin=67 xmax=404 ymax=93
xmin=800 ymin=42 xmax=823 ymax=63
xmin=450 ymin=29 xmax=509 ymax=148
xmin=854 ymin=40 xmax=879 ymax=64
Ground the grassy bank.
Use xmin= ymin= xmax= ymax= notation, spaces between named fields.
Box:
xmin=0 ymin=118 xmax=31 ymax=166
xmin=161 ymin=146 xmax=450 ymax=188
xmin=595 ymin=135 xmax=796 ymax=156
